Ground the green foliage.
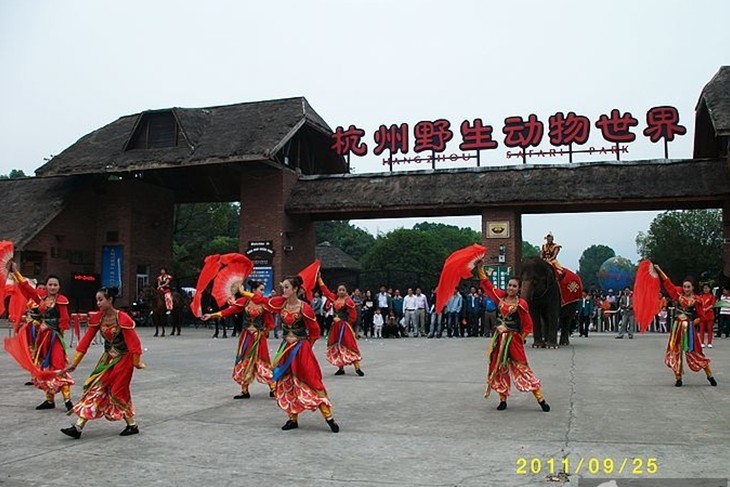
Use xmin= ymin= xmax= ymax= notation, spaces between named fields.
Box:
xmin=636 ymin=209 xmax=722 ymax=282
xmin=173 ymin=203 xmax=240 ymax=281
xmin=0 ymin=169 xmax=27 ymax=179
xmin=578 ymin=244 xmax=616 ymax=290
xmin=315 ymin=221 xmax=375 ymax=261
xmin=360 ymin=223 xmax=482 ymax=292
xmin=521 ymin=241 xmax=540 ymax=260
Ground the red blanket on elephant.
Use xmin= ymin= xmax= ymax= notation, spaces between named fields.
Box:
xmin=557 ymin=268 xmax=582 ymax=306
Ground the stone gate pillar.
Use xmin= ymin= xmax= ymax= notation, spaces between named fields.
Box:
xmin=239 ymin=169 xmax=314 ymax=282
xmin=480 ymin=208 xmax=523 ymax=278
xmin=722 ymin=200 xmax=730 ymax=278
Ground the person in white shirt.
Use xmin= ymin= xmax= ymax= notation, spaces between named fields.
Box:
xmin=402 ymin=288 xmax=418 ymax=337
xmin=372 ymin=308 xmax=384 ymax=338
xmin=414 ymin=287 xmax=429 ymax=337
xmin=718 ymin=286 xmax=730 ymax=339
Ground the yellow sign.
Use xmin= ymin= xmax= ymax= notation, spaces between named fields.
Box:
xmin=487 ymin=221 xmax=510 ymax=239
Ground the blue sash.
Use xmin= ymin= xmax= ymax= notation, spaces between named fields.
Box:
xmin=272 ymin=341 xmax=302 ymax=382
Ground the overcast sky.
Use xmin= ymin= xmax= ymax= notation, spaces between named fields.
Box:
xmin=1 ymin=0 xmax=728 ymax=269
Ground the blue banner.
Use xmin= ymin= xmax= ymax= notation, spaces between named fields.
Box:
xmin=250 ymin=266 xmax=274 ymax=295
xmin=101 ymin=245 xmax=123 ymax=296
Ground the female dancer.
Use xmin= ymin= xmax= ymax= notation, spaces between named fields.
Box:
xmin=9 ymin=261 xmax=74 ymax=411
xmin=61 ymin=287 xmax=146 ymax=439
xmin=317 ymin=276 xmax=364 ymax=376
xmin=654 ymin=265 xmax=717 ymax=387
xmin=246 ymin=276 xmax=339 ymax=432
xmin=202 ymin=280 xmax=276 ymax=398
xmin=699 ymin=283 xmax=716 ymax=349
xmin=477 ymin=266 xmax=550 ymax=412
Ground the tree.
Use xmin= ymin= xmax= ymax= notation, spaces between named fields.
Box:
xmin=636 ymin=209 xmax=722 ymax=282
xmin=359 ymin=223 xmax=482 ymax=292
xmin=315 ymin=220 xmax=375 ymax=261
xmin=521 ymin=241 xmax=540 ymax=260
xmin=0 ymin=169 xmax=27 ymax=179
xmin=578 ymin=244 xmax=616 ymax=290
xmin=173 ymin=203 xmax=240 ymax=281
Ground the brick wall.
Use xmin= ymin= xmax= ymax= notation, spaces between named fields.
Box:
xmin=481 ymin=208 xmax=523 ymax=274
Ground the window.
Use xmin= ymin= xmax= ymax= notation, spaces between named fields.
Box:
xmin=126 ymin=111 xmax=180 ymax=150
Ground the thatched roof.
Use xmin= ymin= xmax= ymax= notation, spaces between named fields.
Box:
xmin=0 ymin=176 xmax=84 ymax=248
xmin=696 ymin=66 xmax=730 ymax=137
xmin=316 ymin=242 xmax=362 ymax=271
xmin=35 ymin=97 xmax=343 ymax=177
xmin=286 ymin=158 xmax=730 ymax=219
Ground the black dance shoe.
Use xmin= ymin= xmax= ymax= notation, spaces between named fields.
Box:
xmin=539 ymin=400 xmax=551 ymax=412
xmin=24 ymin=381 xmax=34 ymax=386
xmin=233 ymin=392 xmax=251 ymax=399
xmin=120 ymin=425 xmax=139 ymax=436
xmin=355 ymin=369 xmax=365 ymax=377
xmin=326 ymin=418 xmax=340 ymax=433
xmin=496 ymin=401 xmax=507 ymax=411
xmin=708 ymin=376 xmax=718 ymax=387
xmin=281 ymin=420 xmax=299 ymax=431
xmin=675 ymin=379 xmax=683 ymax=387
xmin=64 ymin=400 xmax=74 ymax=412
xmin=35 ymin=400 xmax=55 ymax=410
xmin=269 ymin=390 xmax=275 ymax=398
xmin=60 ymin=426 xmax=81 ymax=439
xmin=334 ymin=368 xmax=345 ymax=376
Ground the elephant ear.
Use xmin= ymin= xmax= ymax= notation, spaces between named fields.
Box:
xmin=436 ymin=244 xmax=487 ymax=313
xmin=633 ymin=259 xmax=660 ymax=332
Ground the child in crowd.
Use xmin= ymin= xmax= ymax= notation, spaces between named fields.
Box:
xmin=372 ymin=308 xmax=384 ymax=338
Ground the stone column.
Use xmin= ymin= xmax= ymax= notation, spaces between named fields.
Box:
xmin=239 ymin=168 xmax=314 ymax=282
xmin=481 ymin=208 xmax=523 ymax=277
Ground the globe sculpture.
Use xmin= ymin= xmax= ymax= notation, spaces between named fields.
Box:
xmin=597 ymin=256 xmax=636 ymax=292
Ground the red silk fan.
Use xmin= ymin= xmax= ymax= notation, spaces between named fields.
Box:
xmin=633 ymin=259 xmax=661 ymax=333
xmin=190 ymin=254 xmax=222 ymax=317
xmin=4 ymin=323 xmax=59 ymax=381
xmin=435 ymin=244 xmax=487 ymax=314
xmin=297 ymin=259 xmax=321 ymax=302
xmin=211 ymin=253 xmax=254 ymax=307
xmin=0 ymin=241 xmax=13 ymax=316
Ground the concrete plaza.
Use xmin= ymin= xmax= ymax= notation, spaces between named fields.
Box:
xmin=1 ymin=326 xmax=729 ymax=486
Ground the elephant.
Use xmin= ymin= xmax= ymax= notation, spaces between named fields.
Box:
xmin=520 ymin=257 xmax=581 ymax=348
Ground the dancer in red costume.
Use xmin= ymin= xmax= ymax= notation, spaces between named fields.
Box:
xmin=698 ymin=283 xmax=716 ymax=349
xmin=156 ymin=267 xmax=174 ymax=313
xmin=245 ymin=276 xmax=339 ymax=432
xmin=9 ymin=261 xmax=74 ymax=411
xmin=477 ymin=266 xmax=550 ymax=412
xmin=202 ymin=280 xmax=276 ymax=399
xmin=653 ymin=265 xmax=717 ymax=387
xmin=61 ymin=286 xmax=146 ymax=439
xmin=317 ymin=275 xmax=364 ymax=377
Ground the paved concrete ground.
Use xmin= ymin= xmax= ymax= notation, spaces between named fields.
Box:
xmin=1 ymin=326 xmax=729 ymax=486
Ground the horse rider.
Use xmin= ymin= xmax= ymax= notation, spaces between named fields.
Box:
xmin=156 ymin=267 xmax=174 ymax=315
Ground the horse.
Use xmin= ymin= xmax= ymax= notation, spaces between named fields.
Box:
xmin=520 ymin=257 xmax=582 ymax=348
xmin=142 ymin=286 xmax=185 ymax=337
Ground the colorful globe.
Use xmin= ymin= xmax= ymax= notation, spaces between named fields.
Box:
xmin=597 ymin=256 xmax=636 ymax=292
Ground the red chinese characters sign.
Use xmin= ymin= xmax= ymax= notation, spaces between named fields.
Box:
xmin=331 ymin=106 xmax=686 ymax=169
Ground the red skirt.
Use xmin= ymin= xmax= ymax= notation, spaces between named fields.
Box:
xmin=326 ymin=320 xmax=361 ymax=367
xmin=274 ymin=339 xmax=331 ymax=415
xmin=665 ymin=318 xmax=710 ymax=375
xmin=32 ymin=327 xmax=74 ymax=393
xmin=485 ymin=331 xmax=541 ymax=398
xmin=72 ymin=352 xmax=136 ymax=421
xmin=232 ymin=328 xmax=273 ymax=387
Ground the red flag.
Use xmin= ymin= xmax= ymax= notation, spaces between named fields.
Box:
xmin=298 ymin=259 xmax=321 ymax=302
xmin=633 ymin=259 xmax=661 ymax=333
xmin=0 ymin=241 xmax=13 ymax=316
xmin=190 ymin=254 xmax=221 ymax=317
xmin=211 ymin=253 xmax=254 ymax=307
xmin=436 ymin=244 xmax=487 ymax=313
xmin=4 ymin=323 xmax=58 ymax=381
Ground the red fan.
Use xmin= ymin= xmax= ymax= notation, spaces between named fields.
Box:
xmin=4 ymin=323 xmax=58 ymax=381
xmin=190 ymin=254 xmax=221 ymax=317
xmin=436 ymin=244 xmax=487 ymax=313
xmin=0 ymin=241 xmax=13 ymax=316
xmin=298 ymin=259 xmax=321 ymax=302
xmin=211 ymin=253 xmax=254 ymax=307
xmin=633 ymin=259 xmax=661 ymax=333
xmin=6 ymin=283 xmax=27 ymax=328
